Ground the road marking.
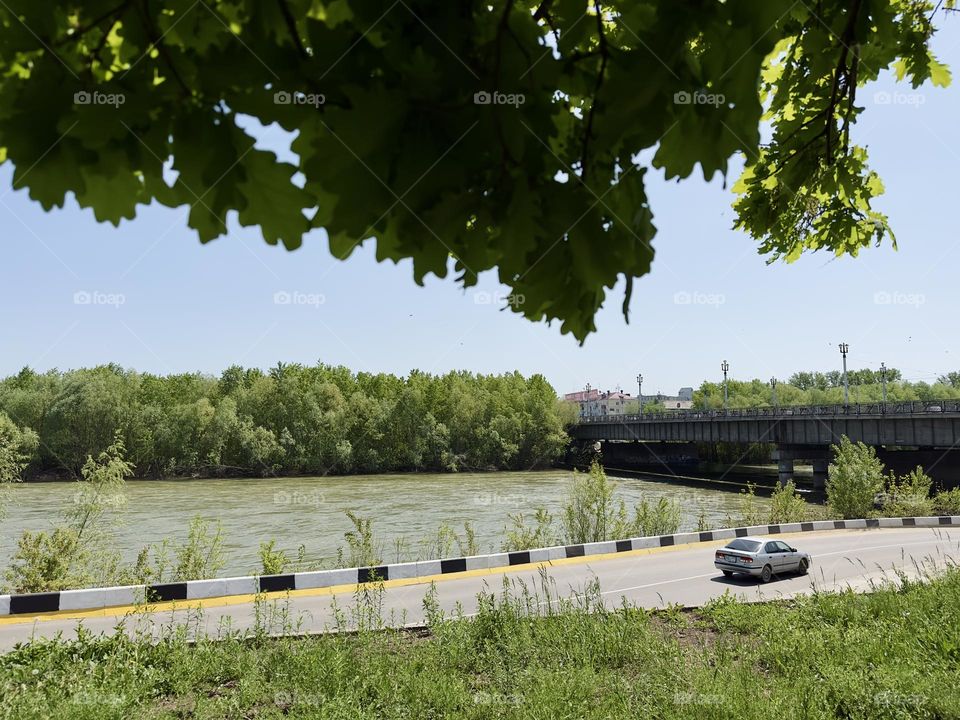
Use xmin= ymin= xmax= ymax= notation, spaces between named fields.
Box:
xmin=814 ymin=539 xmax=944 ymax=557
xmin=601 ymin=572 xmax=718 ymax=595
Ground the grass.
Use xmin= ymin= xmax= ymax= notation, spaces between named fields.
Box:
xmin=2 ymin=564 xmax=960 ymax=719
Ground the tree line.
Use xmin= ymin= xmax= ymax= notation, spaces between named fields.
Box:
xmin=0 ymin=364 xmax=574 ymax=479
xmin=692 ymin=368 xmax=960 ymax=409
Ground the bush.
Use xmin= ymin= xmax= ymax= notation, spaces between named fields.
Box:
xmin=768 ymin=480 xmax=810 ymax=524
xmin=4 ymin=434 xmax=131 ymax=592
xmin=827 ymin=436 xmax=886 ymax=519
xmin=259 ymin=540 xmax=291 ymax=575
xmin=4 ymin=528 xmax=85 ymax=593
xmin=131 ymin=516 xmax=226 ymax=583
xmin=505 ymin=463 xmax=681 ymax=550
xmin=561 ymin=461 xmax=628 ymax=544
xmin=883 ymin=466 xmax=934 ymax=517
xmin=632 ymin=497 xmax=681 ymax=536
xmin=729 ymin=484 xmax=766 ymax=526
xmin=503 ymin=508 xmax=556 ymax=551
xmin=933 ymin=488 xmax=960 ymax=515
xmin=339 ymin=511 xmax=382 ymax=568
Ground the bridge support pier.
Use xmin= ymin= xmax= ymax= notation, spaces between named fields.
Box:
xmin=812 ymin=459 xmax=829 ymax=489
xmin=777 ymin=457 xmax=794 ymax=487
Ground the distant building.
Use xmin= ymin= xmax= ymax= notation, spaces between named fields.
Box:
xmin=565 ymin=384 xmax=694 ymax=417
xmin=640 ymin=387 xmax=695 ymax=411
xmin=563 ymin=384 xmax=632 ymax=418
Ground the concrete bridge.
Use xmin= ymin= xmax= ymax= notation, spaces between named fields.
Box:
xmin=570 ymin=400 xmax=960 ymax=487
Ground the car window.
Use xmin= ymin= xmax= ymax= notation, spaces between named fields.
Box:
xmin=763 ymin=542 xmax=779 ymax=554
xmin=725 ymin=539 xmax=761 ymax=552
xmin=775 ymin=541 xmax=792 ymax=552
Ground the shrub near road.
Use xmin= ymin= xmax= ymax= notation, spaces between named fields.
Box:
xmin=3 ymin=566 xmax=960 ymax=719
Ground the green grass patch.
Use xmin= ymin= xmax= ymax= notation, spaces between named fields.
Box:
xmin=3 ymin=569 xmax=960 ymax=719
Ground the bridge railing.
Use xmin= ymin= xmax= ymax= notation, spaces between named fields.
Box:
xmin=577 ymin=399 xmax=960 ymax=423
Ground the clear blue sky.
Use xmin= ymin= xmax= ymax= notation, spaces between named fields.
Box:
xmin=1 ymin=29 xmax=958 ymax=398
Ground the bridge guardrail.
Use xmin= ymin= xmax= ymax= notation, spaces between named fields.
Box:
xmin=577 ymin=399 xmax=960 ymax=423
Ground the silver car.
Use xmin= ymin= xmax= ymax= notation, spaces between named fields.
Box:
xmin=714 ymin=536 xmax=812 ymax=583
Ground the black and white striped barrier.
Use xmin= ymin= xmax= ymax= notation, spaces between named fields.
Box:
xmin=2 ymin=515 xmax=957 ymax=617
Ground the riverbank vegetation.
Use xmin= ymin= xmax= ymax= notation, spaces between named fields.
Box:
xmin=0 ymin=364 xmax=573 ymax=479
xmin=1 ymin=456 xmax=682 ymax=593
xmin=692 ymin=366 xmax=960 ymax=409
xmin=503 ymin=461 xmax=682 ymax=550
xmin=4 ymin=561 xmax=960 ymax=719
xmin=722 ymin=437 xmax=960 ymax=526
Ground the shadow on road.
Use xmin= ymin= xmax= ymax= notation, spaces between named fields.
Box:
xmin=708 ymin=572 xmax=801 ymax=587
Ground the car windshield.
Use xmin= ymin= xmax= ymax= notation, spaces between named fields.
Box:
xmin=725 ymin=539 xmax=762 ymax=552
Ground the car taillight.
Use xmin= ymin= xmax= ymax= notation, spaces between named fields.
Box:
xmin=744 ymin=557 xmax=753 ymax=563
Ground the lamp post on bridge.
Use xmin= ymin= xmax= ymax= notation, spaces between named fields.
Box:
xmin=721 ymin=360 xmax=730 ymax=411
xmin=839 ymin=343 xmax=850 ymax=406
xmin=771 ymin=377 xmax=778 ymax=408
xmin=880 ymin=362 xmax=888 ymax=404
xmin=637 ymin=373 xmax=643 ymax=417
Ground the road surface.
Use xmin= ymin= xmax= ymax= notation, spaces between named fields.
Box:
xmin=1 ymin=527 xmax=957 ymax=652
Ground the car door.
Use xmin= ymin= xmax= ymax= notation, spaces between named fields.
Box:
xmin=762 ymin=542 xmax=783 ymax=573
xmin=774 ymin=541 xmax=798 ymax=571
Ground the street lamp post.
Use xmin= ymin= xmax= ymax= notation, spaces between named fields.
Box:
xmin=771 ymin=377 xmax=778 ymax=408
xmin=637 ymin=373 xmax=643 ymax=417
xmin=880 ymin=362 xmax=888 ymax=404
xmin=839 ymin=343 xmax=850 ymax=406
xmin=721 ymin=360 xmax=730 ymax=411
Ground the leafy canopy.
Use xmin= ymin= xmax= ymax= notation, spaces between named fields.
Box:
xmin=0 ymin=1 xmax=952 ymax=340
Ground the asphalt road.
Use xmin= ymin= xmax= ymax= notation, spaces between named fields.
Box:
xmin=1 ymin=527 xmax=957 ymax=652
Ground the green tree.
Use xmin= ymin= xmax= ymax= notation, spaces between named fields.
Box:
xmin=827 ymin=436 xmax=886 ymax=519
xmin=0 ymin=2 xmax=951 ymax=340
xmin=0 ymin=412 xmax=39 ymax=517
xmin=0 ymin=364 xmax=570 ymax=478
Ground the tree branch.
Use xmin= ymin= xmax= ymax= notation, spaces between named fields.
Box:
xmin=277 ymin=0 xmax=310 ymax=59
xmin=54 ymin=1 xmax=132 ymax=47
xmin=581 ymin=1 xmax=609 ymax=180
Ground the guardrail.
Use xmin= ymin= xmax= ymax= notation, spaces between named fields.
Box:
xmin=577 ymin=399 xmax=960 ymax=423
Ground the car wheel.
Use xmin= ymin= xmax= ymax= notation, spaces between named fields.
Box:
xmin=760 ymin=565 xmax=773 ymax=583
xmin=722 ymin=570 xmax=733 ymax=577
xmin=797 ymin=558 xmax=809 ymax=575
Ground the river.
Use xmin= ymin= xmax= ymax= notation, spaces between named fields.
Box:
xmin=1 ymin=469 xmax=773 ymax=578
